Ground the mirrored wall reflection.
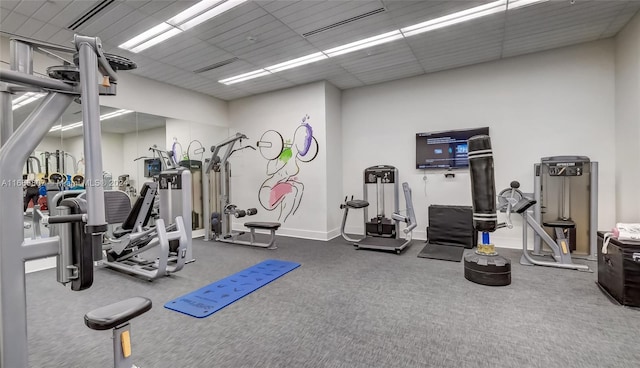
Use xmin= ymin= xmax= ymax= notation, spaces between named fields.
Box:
xmin=16 ymin=98 xmax=229 ymax=232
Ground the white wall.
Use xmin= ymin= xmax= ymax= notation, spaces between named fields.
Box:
xmin=341 ymin=39 xmax=617 ymax=249
xmin=325 ymin=83 xmax=343 ymax=238
xmin=100 ymin=73 xmax=229 ymax=127
xmin=615 ymin=12 xmax=640 ymax=222
xmin=228 ymin=82 xmax=329 ymax=239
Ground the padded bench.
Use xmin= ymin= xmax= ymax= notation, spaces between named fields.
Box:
xmin=243 ymin=222 xmax=281 ymax=249
xmin=85 ymin=297 xmax=152 ymax=368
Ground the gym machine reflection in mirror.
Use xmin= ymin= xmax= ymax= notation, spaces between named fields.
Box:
xmin=0 ymin=35 xmax=149 ymax=368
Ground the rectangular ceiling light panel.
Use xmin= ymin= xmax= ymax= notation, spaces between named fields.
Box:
xmin=508 ymin=0 xmax=549 ymax=10
xmin=265 ymin=52 xmax=329 ymax=73
xmin=177 ymin=0 xmax=247 ymax=31
xmin=323 ymin=30 xmax=404 ymax=57
xmin=119 ymin=0 xmax=246 ymax=53
xmin=400 ymin=0 xmax=507 ymax=37
xmin=219 ymin=69 xmax=271 ymax=85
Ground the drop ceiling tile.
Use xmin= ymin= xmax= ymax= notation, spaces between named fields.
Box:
xmin=354 ymin=60 xmax=424 ymax=85
xmin=505 ymin=1 xmax=629 ymax=40
xmin=32 ymin=23 xmax=64 ymax=42
xmin=199 ymin=59 xmax=263 ymax=81
xmin=272 ymin=60 xmax=342 ymax=83
xmin=48 ymin=0 xmax=102 ymax=28
xmin=31 ymin=0 xmax=71 ymax=23
xmin=76 ymin=2 xmax=136 ymax=35
xmin=304 ymin=17 xmax=399 ymax=50
xmin=123 ymin=0 xmax=153 ymax=10
xmin=161 ymin=42 xmax=227 ymax=69
xmin=326 ymin=72 xmax=365 ymax=90
xmin=12 ymin=0 xmax=45 ymax=17
xmin=100 ymin=15 xmax=173 ymax=48
xmin=138 ymin=0 xmax=198 ymax=22
xmin=282 ymin=1 xmax=383 ymax=35
xmin=182 ymin=52 xmax=239 ymax=72
xmin=420 ymin=45 xmax=502 ymax=73
xmin=234 ymin=37 xmax=320 ymax=67
xmin=139 ymin=31 xmax=203 ymax=59
xmin=386 ymin=0 xmax=495 ymax=29
xmin=15 ymin=16 xmax=46 ymax=37
xmin=197 ymin=7 xmax=272 ymax=45
xmin=46 ymin=28 xmax=75 ymax=46
xmin=93 ymin=10 xmax=153 ymax=43
xmin=331 ymin=40 xmax=418 ymax=74
xmin=0 ymin=11 xmax=29 ymax=34
xmin=257 ymin=0 xmax=301 ymax=14
xmin=215 ymin=19 xmax=293 ymax=53
xmin=602 ymin=5 xmax=640 ymax=37
xmin=232 ymin=75 xmax=295 ymax=95
xmin=0 ymin=1 xmax=20 ymax=13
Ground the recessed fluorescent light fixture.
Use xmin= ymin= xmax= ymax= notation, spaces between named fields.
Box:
xmin=508 ymin=0 xmax=548 ymax=10
xmin=50 ymin=109 xmax=133 ymax=132
xmin=400 ymin=0 xmax=507 ymax=37
xmin=12 ymin=92 xmax=45 ymax=110
xmin=218 ymin=0 xmax=548 ymax=85
xmin=265 ymin=52 xmax=329 ymax=73
xmin=172 ymin=0 xmax=247 ymax=31
xmin=324 ymin=30 xmax=404 ymax=57
xmin=119 ymin=0 xmax=246 ymax=53
xmin=218 ymin=69 xmax=271 ymax=85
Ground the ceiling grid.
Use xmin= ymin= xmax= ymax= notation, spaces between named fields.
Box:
xmin=1 ymin=0 xmax=639 ymax=101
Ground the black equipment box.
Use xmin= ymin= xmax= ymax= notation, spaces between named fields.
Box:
xmin=597 ymin=231 xmax=640 ymax=307
xmin=427 ymin=205 xmax=477 ymax=249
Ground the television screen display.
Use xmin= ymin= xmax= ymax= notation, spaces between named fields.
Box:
xmin=144 ymin=158 xmax=162 ymax=177
xmin=416 ymin=127 xmax=489 ymax=170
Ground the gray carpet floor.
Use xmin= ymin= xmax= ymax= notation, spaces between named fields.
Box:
xmin=25 ymin=236 xmax=640 ymax=368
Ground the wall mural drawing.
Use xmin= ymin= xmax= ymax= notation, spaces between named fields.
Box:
xmin=257 ymin=115 xmax=319 ymax=222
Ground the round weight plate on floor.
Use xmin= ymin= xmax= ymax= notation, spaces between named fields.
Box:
xmin=464 ymin=253 xmax=511 ymax=286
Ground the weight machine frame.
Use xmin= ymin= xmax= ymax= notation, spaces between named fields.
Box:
xmin=0 ymin=34 xmax=123 ymax=367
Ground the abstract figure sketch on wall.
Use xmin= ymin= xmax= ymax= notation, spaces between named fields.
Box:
xmin=257 ymin=115 xmax=319 ymax=222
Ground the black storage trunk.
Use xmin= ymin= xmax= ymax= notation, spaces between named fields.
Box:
xmin=427 ymin=205 xmax=477 ymax=249
xmin=597 ymin=231 xmax=640 ymax=307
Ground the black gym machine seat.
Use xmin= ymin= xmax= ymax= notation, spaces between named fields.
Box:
xmin=85 ymin=297 xmax=152 ymax=368
xmin=345 ymin=199 xmax=369 ymax=209
xmin=84 ymin=297 xmax=152 ymax=331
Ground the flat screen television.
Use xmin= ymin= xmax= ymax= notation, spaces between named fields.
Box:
xmin=144 ymin=158 xmax=162 ymax=178
xmin=416 ymin=127 xmax=489 ymax=170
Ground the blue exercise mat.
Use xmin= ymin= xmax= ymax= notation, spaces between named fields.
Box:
xmin=164 ymin=259 xmax=300 ymax=318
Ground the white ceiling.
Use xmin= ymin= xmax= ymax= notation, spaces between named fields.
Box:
xmin=1 ymin=0 xmax=639 ymax=101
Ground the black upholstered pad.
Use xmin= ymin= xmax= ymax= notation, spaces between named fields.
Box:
xmin=543 ymin=220 xmax=576 ymax=229
xmin=244 ymin=222 xmax=281 ymax=230
xmin=513 ymin=199 xmax=537 ymax=214
xmin=85 ymin=297 xmax=152 ymax=330
xmin=346 ymin=199 xmax=369 ymax=209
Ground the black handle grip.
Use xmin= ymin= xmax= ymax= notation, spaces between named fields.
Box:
xmin=48 ymin=214 xmax=85 ymax=224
